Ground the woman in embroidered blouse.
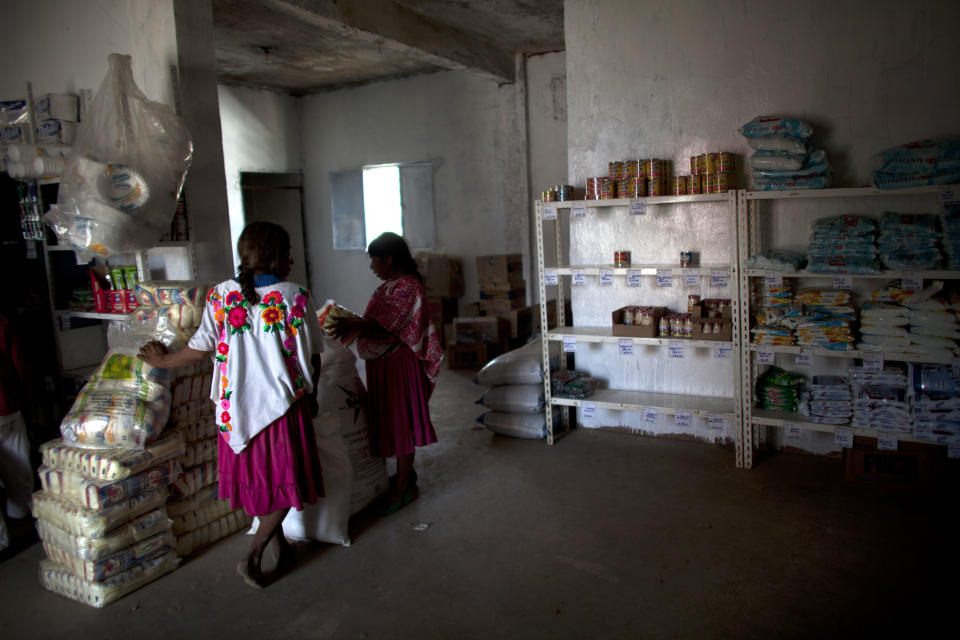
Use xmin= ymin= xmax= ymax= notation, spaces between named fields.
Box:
xmin=138 ymin=222 xmax=324 ymax=588
xmin=330 ymin=232 xmax=443 ymax=515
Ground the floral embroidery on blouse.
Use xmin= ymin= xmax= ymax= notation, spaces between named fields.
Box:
xmin=224 ymin=291 xmax=251 ymax=335
xmin=259 ymin=290 xmax=287 ymax=333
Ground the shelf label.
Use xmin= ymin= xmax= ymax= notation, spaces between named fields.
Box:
xmin=26 ymin=240 xmax=37 ymax=260
xmin=626 ymin=270 xmax=643 ymax=287
xmin=707 ymin=413 xmax=726 ymax=432
xmin=630 ymin=198 xmax=646 ymax=216
xmin=572 ymin=270 xmax=586 ymax=286
xmin=784 ymin=422 xmax=802 ymax=440
xmin=642 ymin=407 xmax=659 ymax=424
xmin=902 ymin=274 xmax=923 ymax=292
xmin=599 ymin=270 xmax=614 ymax=286
xmin=562 ymin=335 xmax=576 ymax=352
xmin=949 ymin=445 xmax=960 ymax=460
xmin=757 ymin=349 xmax=776 ymax=365
xmin=668 ymin=341 xmax=686 ymax=359
xmin=940 ymin=186 xmax=959 ymax=205
xmin=581 ymin=401 xmax=596 ymax=419
xmin=674 ymin=410 xmax=692 ymax=427
xmin=834 ymin=427 xmax=854 ymax=449
xmin=656 ymin=269 xmax=673 ymax=288
xmin=795 ymin=350 xmax=813 ymax=368
xmin=913 ymin=431 xmax=934 ymax=443
xmin=571 ymin=201 xmax=588 ymax=218
xmin=618 ymin=338 xmax=634 ymax=356
xmin=542 ymin=202 xmax=558 ymax=220
xmin=833 ymin=274 xmax=853 ymax=290
xmin=862 ymin=353 xmax=884 ymax=373
xmin=712 ymin=342 xmax=732 ymax=359
xmin=683 ymin=271 xmax=700 ymax=287
xmin=878 ymin=431 xmax=898 ymax=451
xmin=764 ymin=271 xmax=783 ymax=287
xmin=710 ymin=269 xmax=729 ymax=288
xmin=544 ymin=269 xmax=559 ymax=285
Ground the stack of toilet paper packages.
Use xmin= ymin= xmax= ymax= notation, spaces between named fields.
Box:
xmin=740 ymin=116 xmax=831 ymax=190
xmin=849 ymin=365 xmax=910 ymax=432
xmin=133 ymin=281 xmax=211 ymax=331
xmin=165 ymin=359 xmax=249 ymax=557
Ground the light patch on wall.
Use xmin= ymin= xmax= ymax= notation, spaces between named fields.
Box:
xmin=362 ymin=165 xmax=403 ymax=247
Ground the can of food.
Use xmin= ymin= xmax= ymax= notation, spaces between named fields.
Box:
xmin=672 ymin=176 xmax=688 ymax=196
xmin=716 ymin=172 xmax=731 ymax=193
xmin=647 ymin=177 xmax=663 ymax=197
xmin=608 ymin=161 xmax=623 ymax=179
xmin=687 ymin=174 xmax=702 ymax=195
xmin=687 ymin=294 xmax=700 ymax=313
xmin=658 ymin=316 xmax=670 ymax=337
xmin=696 ymin=153 xmax=707 ymax=176
xmin=557 ymin=184 xmax=573 ymax=201
xmin=585 ymin=177 xmax=600 ymax=200
xmin=622 ymin=307 xmax=635 ymax=325
xmin=614 ymin=250 xmax=631 ymax=267
xmin=601 ymin=177 xmax=616 ymax=199
xmin=718 ymin=152 xmax=733 ymax=173
xmin=619 ymin=177 xmax=646 ymax=198
xmin=542 ymin=189 xmax=556 ymax=202
xmin=646 ymin=159 xmax=662 ymax=179
xmin=680 ymin=251 xmax=693 ymax=267
xmin=689 ymin=156 xmax=698 ymax=175
xmin=706 ymin=152 xmax=719 ymax=174
xmin=621 ymin=160 xmax=640 ymax=179
xmin=705 ymin=173 xmax=718 ymax=194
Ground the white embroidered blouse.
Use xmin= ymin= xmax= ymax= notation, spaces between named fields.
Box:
xmin=188 ymin=276 xmax=324 ymax=454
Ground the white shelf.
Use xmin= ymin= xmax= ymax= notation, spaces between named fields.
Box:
xmin=743 ymin=185 xmax=945 ymax=200
xmin=745 ymin=268 xmax=960 ymax=279
xmin=554 ymin=388 xmax=736 ymax=418
xmin=747 ymin=343 xmax=954 ymax=365
xmin=57 ymin=310 xmax=131 ymax=321
xmin=549 ymin=265 xmax=732 ymax=275
xmin=547 ymin=326 xmax=730 ymax=349
xmin=546 ymin=193 xmax=732 ymax=208
xmin=750 ymin=409 xmax=959 ymax=446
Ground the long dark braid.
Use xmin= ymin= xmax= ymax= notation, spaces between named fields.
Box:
xmin=236 ymin=221 xmax=291 ymax=305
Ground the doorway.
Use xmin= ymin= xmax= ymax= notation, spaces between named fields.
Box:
xmin=240 ymin=172 xmax=310 ymax=288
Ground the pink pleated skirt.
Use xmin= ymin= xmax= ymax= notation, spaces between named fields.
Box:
xmin=366 ymin=344 xmax=438 ymax=458
xmin=218 ymin=396 xmax=323 ymax=516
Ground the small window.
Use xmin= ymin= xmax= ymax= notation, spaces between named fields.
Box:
xmin=362 ymin=165 xmax=402 ymax=247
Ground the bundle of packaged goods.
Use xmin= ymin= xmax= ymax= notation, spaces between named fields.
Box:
xmin=940 ymin=203 xmax=960 ymax=269
xmin=865 ymin=280 xmax=960 ymax=357
xmin=317 ymin=300 xmax=363 ymax=347
xmin=794 ymin=289 xmax=856 ymax=351
xmin=751 ymin=280 xmax=798 ymax=346
xmin=740 ymin=115 xmax=831 ymax=190
xmin=849 ymin=365 xmax=910 ymax=432
xmin=1 ymin=99 xmax=31 ymax=173
xmin=89 ymin=265 xmax=140 ymax=314
xmin=871 ymin=138 xmax=960 ymax=190
xmin=585 ymin=159 xmax=670 ymax=199
xmin=541 ymin=184 xmax=578 ymax=201
xmin=745 ymin=248 xmax=806 ymax=273
xmin=876 ymin=213 xmax=942 ymax=270
xmin=911 ymin=364 xmax=960 ymax=441
xmin=799 ymin=376 xmax=852 ymax=424
xmin=549 ymin=369 xmax=599 ymax=400
xmin=4 ymin=142 xmax=72 ymax=179
xmin=685 ymin=151 xmax=740 ymax=195
xmin=807 ymin=215 xmax=879 ymax=274
xmin=474 ymin=341 xmax=562 ymax=439
xmin=133 ymin=280 xmax=210 ymax=330
xmin=34 ymin=351 xmax=182 ymax=607
xmin=756 ymin=366 xmax=805 ymax=413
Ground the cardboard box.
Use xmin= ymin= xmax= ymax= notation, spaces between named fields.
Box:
xmin=415 ymin=252 xmax=464 ymax=298
xmin=454 ymin=316 xmax=510 ymax=344
xmin=427 ymin=297 xmax=458 ymax=325
xmin=463 ymin=302 xmax=481 ymax=317
xmin=611 ymin=306 xmax=667 ymax=338
xmin=844 ymin=436 xmax=942 ymax=487
xmin=476 ymin=254 xmax=523 ymax=284
xmin=535 ymin=299 xmax=572 ymax=330
xmin=444 ymin=322 xmax=454 ymax=345
xmin=479 ymin=280 xmax=527 ymax=296
xmin=479 ymin=298 xmax=525 ymax=314
xmin=690 ymin=303 xmax=733 ymax=342
xmin=446 ymin=343 xmax=488 ymax=370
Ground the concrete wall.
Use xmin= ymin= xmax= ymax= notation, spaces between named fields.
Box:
xmin=218 ymin=84 xmax=302 ymax=266
xmin=564 ymin=0 xmax=960 ymax=447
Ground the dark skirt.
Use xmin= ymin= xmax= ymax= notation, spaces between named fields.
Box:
xmin=366 ymin=345 xmax=438 ymax=458
xmin=218 ymin=396 xmax=323 ymax=516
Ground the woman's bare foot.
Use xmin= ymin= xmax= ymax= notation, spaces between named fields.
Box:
xmin=236 ymin=559 xmax=265 ymax=588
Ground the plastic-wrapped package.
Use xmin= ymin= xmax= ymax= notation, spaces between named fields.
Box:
xmin=43 ymin=54 xmax=192 ymax=262
xmin=870 ymin=138 xmax=960 ymax=175
xmin=35 ymin=508 xmax=170 ymax=561
xmin=745 ymin=249 xmax=807 ymax=272
xmin=38 ymin=459 xmax=179 ymax=510
xmin=753 ymin=171 xmax=832 ymax=191
xmin=752 ymin=149 xmax=828 ymax=175
xmin=39 ymin=433 xmax=184 ymax=481
xmin=166 ymin=484 xmax=218 ymax=518
xmin=175 ymin=510 xmax=251 ymax=557
xmin=171 ymin=500 xmax=234 ymax=536
xmin=42 ymin=530 xmax=175 ymax=582
xmin=317 ymin=300 xmax=363 ymax=346
xmin=474 ymin=340 xmax=561 ymax=386
xmin=477 ymin=408 xmax=559 ymax=439
xmin=31 ymin=488 xmax=168 ymax=538
xmin=39 ymin=552 xmax=179 ymax=608
xmin=181 ymin=436 xmax=217 ymax=467
xmin=134 ymin=281 xmax=208 ymax=307
xmin=169 ymin=460 xmax=217 ymax=499
xmin=745 ymin=134 xmax=809 ymax=154
xmin=478 ymin=384 xmax=545 ymax=413
xmin=740 ymin=116 xmax=814 ymax=140
xmin=557 ymin=376 xmax=599 ymax=399
xmin=550 ymin=369 xmax=585 ymax=395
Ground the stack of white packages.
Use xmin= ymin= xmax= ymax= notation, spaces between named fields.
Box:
xmin=910 ymin=364 xmax=960 ymax=443
xmin=866 ymin=280 xmax=960 ymax=357
xmin=474 ymin=340 xmax=561 ymax=439
xmin=849 ymin=365 xmax=911 ymax=432
xmin=165 ymin=361 xmax=250 ymax=558
xmin=133 ymin=281 xmax=211 ymax=332
xmin=859 ymin=302 xmax=911 ymax=353
xmin=799 ymin=375 xmax=852 ymax=424
xmin=33 ymin=352 xmax=183 ymax=607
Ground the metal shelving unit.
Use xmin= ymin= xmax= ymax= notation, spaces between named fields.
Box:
xmin=535 ymin=192 xmax=741 ymax=451
xmin=737 ymin=184 xmax=960 ymax=469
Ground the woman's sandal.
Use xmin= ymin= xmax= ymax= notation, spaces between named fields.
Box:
xmin=377 ymin=486 xmax=418 ymax=516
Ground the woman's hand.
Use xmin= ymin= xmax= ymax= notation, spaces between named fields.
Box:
xmin=138 ymin=341 xmax=169 ymax=367
xmin=328 ymin=316 xmax=364 ymax=340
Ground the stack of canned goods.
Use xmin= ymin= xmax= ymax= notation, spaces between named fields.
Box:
xmin=680 ymin=152 xmax=738 ymax=195
xmin=620 ymin=305 xmax=658 ymax=326
xmin=659 ymin=313 xmax=694 ymax=337
xmin=542 ymin=184 xmax=577 ymax=202
xmin=586 ymin=158 xmax=673 ymax=199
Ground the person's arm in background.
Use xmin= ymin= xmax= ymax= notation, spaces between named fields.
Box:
xmin=138 ymin=342 xmax=210 ymax=369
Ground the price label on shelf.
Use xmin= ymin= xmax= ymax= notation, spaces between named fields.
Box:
xmin=618 ymin=338 xmax=634 ymax=356
xmin=878 ymin=431 xmax=898 ymax=451
xmin=642 ymin=407 xmax=659 ymax=424
xmin=581 ymin=401 xmax=596 ymax=419
xmin=572 ymin=270 xmax=586 ymax=286
xmin=674 ymin=410 xmax=692 ymax=427
xmin=940 ymin=186 xmax=959 ymax=205
xmin=571 ymin=201 xmax=588 ymax=217
xmin=630 ymin=198 xmax=646 ymax=216
xmin=562 ymin=336 xmax=576 ymax=353
xmin=542 ymin=202 xmax=558 ymax=220
xmin=544 ymin=269 xmax=559 ymax=286
xmin=833 ymin=274 xmax=853 ymax=290
xmin=795 ymin=350 xmax=813 ymax=368
xmin=707 ymin=413 xmax=726 ymax=432
xmin=710 ymin=269 xmax=729 ymax=288
xmin=784 ymin=422 xmax=802 ymax=440
xmin=764 ymin=271 xmax=783 ymax=287
xmin=599 ymin=270 xmax=614 ymax=286
xmin=683 ymin=270 xmax=700 ymax=287
xmin=668 ymin=341 xmax=686 ymax=359
xmin=862 ymin=353 xmax=884 ymax=373
xmin=626 ymin=270 xmax=643 ymax=287
xmin=949 ymin=445 xmax=960 ymax=460
xmin=26 ymin=241 xmax=37 ymax=260
xmin=712 ymin=342 xmax=732 ymax=359
xmin=834 ymin=427 xmax=854 ymax=449
xmin=902 ymin=274 xmax=923 ymax=292
xmin=757 ymin=349 xmax=776 ymax=365
xmin=656 ymin=269 xmax=673 ymax=288
xmin=913 ymin=431 xmax=934 ymax=443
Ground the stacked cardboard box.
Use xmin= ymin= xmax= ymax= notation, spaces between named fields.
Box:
xmin=476 ymin=254 xmax=525 ymax=315
xmin=415 ymin=252 xmax=463 ymax=345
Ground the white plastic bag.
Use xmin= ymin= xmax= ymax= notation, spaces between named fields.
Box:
xmin=44 ymin=54 xmax=192 ymax=262
xmin=474 ymin=340 xmax=560 ymax=386
xmin=477 ymin=384 xmax=545 ymax=413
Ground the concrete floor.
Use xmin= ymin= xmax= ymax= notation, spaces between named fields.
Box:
xmin=2 ymin=365 xmax=957 ymax=639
